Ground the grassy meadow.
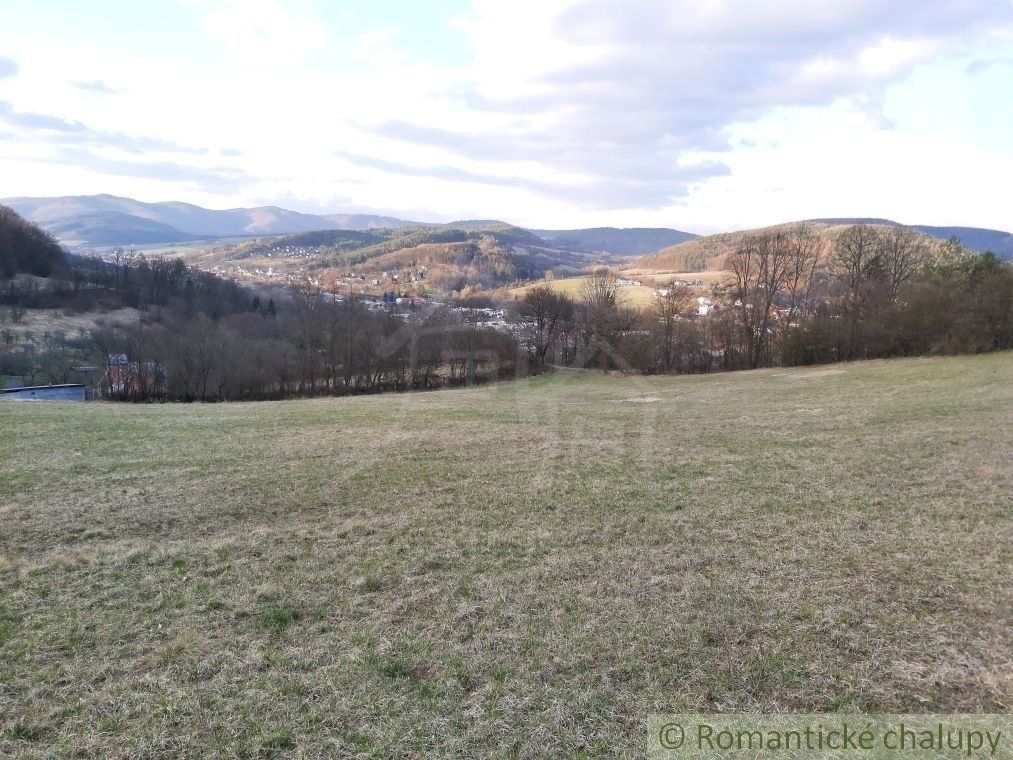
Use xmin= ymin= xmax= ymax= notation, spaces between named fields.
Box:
xmin=508 ymin=275 xmax=660 ymax=306
xmin=1 ymin=353 xmax=1011 ymax=756
xmin=508 ymin=272 xmax=730 ymax=307
xmin=1 ymin=307 xmax=140 ymax=342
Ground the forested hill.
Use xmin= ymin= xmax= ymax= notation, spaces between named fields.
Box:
xmin=532 ymin=227 xmax=697 ymax=255
xmin=0 ymin=204 xmax=69 ymax=278
xmin=2 ymin=194 xmax=696 ymax=257
xmin=909 ymin=225 xmax=1013 ymax=259
xmin=5 ymin=194 xmax=1010 ymax=263
xmin=0 ymin=205 xmax=252 ymax=319
xmin=635 ymin=219 xmax=1013 ymax=272
xmin=806 ymin=218 xmax=1013 ymax=259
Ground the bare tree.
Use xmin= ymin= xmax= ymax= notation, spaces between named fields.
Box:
xmin=831 ymin=224 xmax=882 ymax=359
xmin=7 ymin=281 xmax=26 ymax=324
xmin=580 ymin=267 xmax=623 ymax=312
xmin=516 ymin=284 xmax=574 ymax=367
xmin=777 ymin=223 xmax=823 ymax=346
xmin=878 ymin=225 xmax=928 ymax=300
xmin=290 ymin=282 xmax=324 ymax=393
xmin=175 ymin=315 xmax=221 ymax=399
xmin=729 ymin=231 xmax=793 ymax=368
xmin=579 ymin=268 xmax=629 ymax=372
xmin=651 ymin=282 xmax=692 ymax=373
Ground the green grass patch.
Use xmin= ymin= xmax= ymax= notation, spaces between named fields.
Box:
xmin=0 ymin=353 xmax=1010 ymax=755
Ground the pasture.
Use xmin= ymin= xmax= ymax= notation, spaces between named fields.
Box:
xmin=1 ymin=353 xmax=1011 ymax=756
xmin=509 ymin=275 xmax=660 ymax=306
xmin=508 ymin=271 xmax=729 ymax=307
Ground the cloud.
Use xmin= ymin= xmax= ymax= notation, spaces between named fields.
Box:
xmin=0 ymin=57 xmax=17 ymax=79
xmin=336 ymin=149 xmax=727 ymax=208
xmin=353 ymin=29 xmax=408 ymax=66
xmin=71 ymin=80 xmax=123 ymax=95
xmin=362 ymin=0 xmax=1013 ymax=209
xmin=2 ymin=1 xmax=1010 ymax=228
xmin=42 ymin=147 xmax=253 ymax=193
xmin=0 ymin=101 xmax=88 ymax=133
xmin=0 ymin=101 xmax=206 ymax=154
xmin=966 ymin=57 xmax=1013 ymax=75
xmin=191 ymin=0 xmax=327 ymax=63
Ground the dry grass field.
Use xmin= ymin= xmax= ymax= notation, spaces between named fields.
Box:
xmin=1 ymin=307 xmax=140 ymax=340
xmin=509 ymin=273 xmax=724 ymax=307
xmin=1 ymin=353 xmax=1011 ymax=756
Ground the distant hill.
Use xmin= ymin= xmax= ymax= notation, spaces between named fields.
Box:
xmin=636 ymin=218 xmax=1013 ymax=271
xmin=2 ymin=194 xmax=353 ymax=245
xmin=532 ymin=227 xmax=698 ymax=257
xmin=192 ymin=220 xmax=610 ymax=294
xmin=3 ymin=194 xmax=683 ymax=257
xmin=909 ymin=226 xmax=1013 ymax=259
xmin=5 ymin=195 xmax=1009 ymax=262
xmin=322 ymin=213 xmax=411 ymax=230
xmin=635 ymin=231 xmax=755 ymax=272
xmin=40 ymin=211 xmax=205 ymax=247
xmin=442 ymin=219 xmax=513 ymax=230
xmin=806 ymin=218 xmax=1013 ymax=259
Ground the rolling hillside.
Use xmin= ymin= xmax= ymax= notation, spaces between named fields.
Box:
xmin=910 ymin=225 xmax=1013 ymax=259
xmin=192 ymin=223 xmax=604 ymax=292
xmin=807 ymin=218 xmax=1013 ymax=258
xmin=1 ymin=194 xmax=349 ymax=244
xmin=39 ymin=211 xmax=205 ymax=246
xmin=532 ymin=226 xmax=697 ymax=256
xmin=2 ymin=195 xmax=699 ymax=257
xmin=634 ymin=218 xmax=1013 ymax=272
xmin=7 ymin=195 xmax=1009 ymax=269
xmin=2 ymin=353 xmax=1010 ymax=755
xmin=321 ymin=213 xmax=411 ymax=230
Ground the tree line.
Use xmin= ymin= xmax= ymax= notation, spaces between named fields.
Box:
xmin=4 ymin=285 xmax=520 ymax=402
xmin=514 ymin=224 xmax=1012 ymax=374
xmin=1 ymin=206 xmax=521 ymax=400
xmin=0 ymin=205 xmax=68 ymax=279
xmin=88 ymin=295 xmax=518 ymax=401
xmin=2 ymin=207 xmax=1010 ymax=400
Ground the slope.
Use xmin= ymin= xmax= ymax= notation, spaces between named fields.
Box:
xmin=2 ymin=353 xmax=1010 ymax=755
xmin=633 ymin=218 xmax=1011 ymax=272
xmin=2 ymin=194 xmax=346 ymax=244
xmin=531 ymin=226 xmax=698 ymax=256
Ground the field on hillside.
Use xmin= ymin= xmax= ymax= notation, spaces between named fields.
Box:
xmin=509 ymin=272 xmax=728 ymax=306
xmin=620 ymin=269 xmax=730 ymax=284
xmin=1 ymin=306 xmax=140 ymax=340
xmin=2 ymin=354 xmax=1011 ymax=756
xmin=88 ymin=240 xmax=230 ymax=259
xmin=510 ymin=275 xmax=658 ymax=305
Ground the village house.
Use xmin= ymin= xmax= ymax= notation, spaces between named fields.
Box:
xmin=102 ymin=355 xmax=164 ymax=397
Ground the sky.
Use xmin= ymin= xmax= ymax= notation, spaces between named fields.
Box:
xmin=0 ymin=0 xmax=1011 ymax=233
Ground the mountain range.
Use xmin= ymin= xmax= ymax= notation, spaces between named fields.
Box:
xmin=2 ymin=194 xmax=1011 ymax=260
xmin=2 ymin=194 xmax=354 ymax=243
xmin=0 ymin=194 xmax=697 ymax=257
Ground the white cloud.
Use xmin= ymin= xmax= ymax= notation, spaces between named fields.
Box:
xmin=70 ymin=80 xmax=124 ymax=95
xmin=859 ymin=37 xmax=931 ymax=75
xmin=0 ymin=0 xmax=1011 ymax=230
xmin=0 ymin=56 xmax=18 ymax=79
xmin=191 ymin=0 xmax=327 ymax=63
xmin=352 ymin=29 xmax=409 ymax=66
xmin=397 ymin=0 xmax=1011 ymax=212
